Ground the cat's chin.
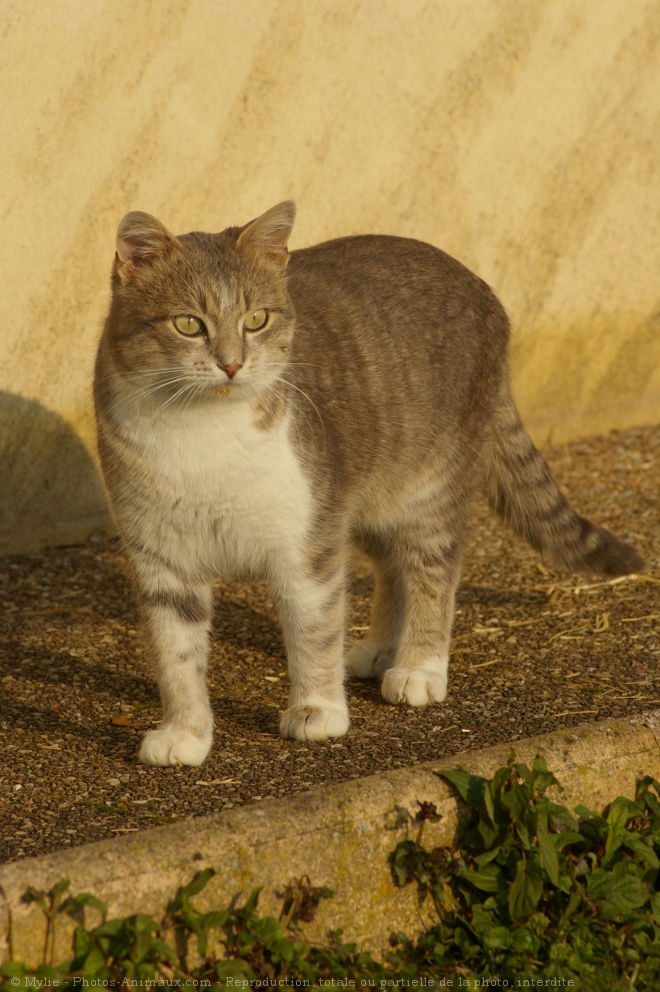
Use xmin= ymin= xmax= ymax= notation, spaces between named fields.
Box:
xmin=139 ymin=726 xmax=212 ymax=767
xmin=208 ymin=378 xmax=261 ymax=400
xmin=211 ymin=384 xmax=235 ymax=397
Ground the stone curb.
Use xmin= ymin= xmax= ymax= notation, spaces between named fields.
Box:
xmin=2 ymin=711 xmax=660 ymax=966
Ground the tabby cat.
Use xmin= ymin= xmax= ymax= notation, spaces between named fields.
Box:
xmin=94 ymin=202 xmax=643 ymax=766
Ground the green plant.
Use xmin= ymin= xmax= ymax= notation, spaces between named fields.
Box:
xmin=1 ymin=870 xmax=398 ymax=986
xmin=390 ymin=754 xmax=660 ymax=988
xmin=3 ymin=756 xmax=660 ymax=988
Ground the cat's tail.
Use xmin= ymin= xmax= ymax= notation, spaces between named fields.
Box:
xmin=482 ymin=385 xmax=644 ymax=578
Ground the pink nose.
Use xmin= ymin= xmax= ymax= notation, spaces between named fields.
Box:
xmin=222 ymin=363 xmax=242 ymax=379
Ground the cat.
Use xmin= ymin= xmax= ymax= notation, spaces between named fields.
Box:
xmin=94 ymin=201 xmax=644 ymax=767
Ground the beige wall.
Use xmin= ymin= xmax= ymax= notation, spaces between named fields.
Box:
xmin=2 ymin=0 xmax=659 ymax=554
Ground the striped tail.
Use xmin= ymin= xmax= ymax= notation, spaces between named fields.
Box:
xmin=483 ymin=388 xmax=645 ymax=578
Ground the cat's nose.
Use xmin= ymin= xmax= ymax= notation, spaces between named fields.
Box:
xmin=220 ymin=362 xmax=242 ymax=380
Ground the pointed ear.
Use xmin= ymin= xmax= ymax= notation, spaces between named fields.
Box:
xmin=236 ymin=201 xmax=296 ymax=267
xmin=115 ymin=211 xmax=177 ymax=282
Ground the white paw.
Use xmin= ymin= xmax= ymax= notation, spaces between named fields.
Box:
xmin=279 ymin=702 xmax=349 ymax=741
xmin=381 ymin=666 xmax=448 ymax=706
xmin=345 ymin=641 xmax=392 ymax=679
xmin=139 ymin=726 xmax=212 ymax=767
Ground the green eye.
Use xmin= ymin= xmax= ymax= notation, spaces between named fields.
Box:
xmin=174 ymin=315 xmax=205 ymax=336
xmin=243 ymin=308 xmax=268 ymax=332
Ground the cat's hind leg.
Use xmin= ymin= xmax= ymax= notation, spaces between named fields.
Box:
xmin=132 ymin=558 xmax=214 ymax=766
xmin=345 ymin=531 xmax=404 ymax=679
xmin=379 ymin=519 xmax=464 ymax=707
xmin=276 ymin=559 xmax=350 ymax=742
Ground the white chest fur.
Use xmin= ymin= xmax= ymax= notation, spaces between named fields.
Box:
xmin=115 ymin=390 xmax=314 ymax=580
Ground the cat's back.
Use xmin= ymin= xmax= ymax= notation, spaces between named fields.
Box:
xmin=288 ymin=233 xmax=498 ymax=317
xmin=285 ymin=232 xmax=507 ymax=416
xmin=279 ymin=233 xmax=510 ymax=502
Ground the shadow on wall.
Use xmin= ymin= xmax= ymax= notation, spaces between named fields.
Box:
xmin=0 ymin=393 xmax=108 ymax=556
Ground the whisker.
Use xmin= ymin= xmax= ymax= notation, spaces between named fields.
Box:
xmin=251 ymin=382 xmax=306 ymax=453
xmin=249 ymin=381 xmax=277 ymax=425
xmin=143 ymin=380 xmax=203 ymax=424
xmin=182 ymin=380 xmax=210 ymax=414
xmin=94 ymin=366 xmax=195 ymax=388
xmin=115 ymin=375 xmax=197 ymax=408
xmin=277 ymin=376 xmax=326 ymax=444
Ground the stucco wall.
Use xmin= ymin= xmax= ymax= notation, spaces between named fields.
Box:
xmin=2 ymin=0 xmax=659 ymax=554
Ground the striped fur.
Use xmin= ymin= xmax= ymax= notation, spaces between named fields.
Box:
xmin=483 ymin=385 xmax=644 ymax=577
xmin=94 ymin=201 xmax=644 ymax=766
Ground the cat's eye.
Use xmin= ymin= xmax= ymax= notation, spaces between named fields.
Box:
xmin=173 ymin=315 xmax=205 ymax=336
xmin=243 ymin=308 xmax=269 ymax=332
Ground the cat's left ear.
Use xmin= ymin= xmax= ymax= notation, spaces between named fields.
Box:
xmin=237 ymin=201 xmax=296 ymax=267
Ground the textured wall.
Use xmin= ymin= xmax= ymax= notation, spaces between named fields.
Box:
xmin=2 ymin=0 xmax=659 ymax=553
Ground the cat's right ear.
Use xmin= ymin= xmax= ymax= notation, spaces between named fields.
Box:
xmin=115 ymin=212 xmax=177 ymax=284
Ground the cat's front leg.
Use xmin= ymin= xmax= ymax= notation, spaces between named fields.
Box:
xmin=276 ymin=571 xmax=350 ymax=742
xmin=134 ymin=566 xmax=214 ymax=767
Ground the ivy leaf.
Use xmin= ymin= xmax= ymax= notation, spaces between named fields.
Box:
xmin=440 ymin=768 xmax=501 ymax=849
xmin=80 ymin=945 xmax=107 ymax=973
xmin=529 ymin=756 xmax=561 ymax=794
xmin=0 ymin=962 xmax=28 ymax=978
xmin=508 ymin=859 xmax=543 ymax=921
xmin=174 ymin=867 xmax=215 ymax=902
xmin=470 ymin=905 xmax=512 ymax=950
xmin=501 ymin=781 xmax=530 ymax=822
xmin=651 ymin=891 xmax=660 ymax=924
xmin=204 ymin=909 xmax=230 ymax=928
xmin=586 ymin=867 xmax=651 ymax=919
xmin=535 ymin=809 xmax=560 ymax=886
xmin=502 ymin=782 xmax=532 ymax=850
xmin=390 ymin=839 xmax=423 ymax=888
xmin=635 ymin=774 xmax=660 ymax=804
xmin=473 ymin=845 xmax=503 ymax=867
xmin=603 ymin=797 xmax=643 ymax=866
xmin=575 ymin=806 xmax=608 ymax=843
xmin=440 ymin=768 xmax=490 ymax=814
xmin=61 ymin=891 xmax=108 ymax=921
xmin=554 ymin=831 xmax=585 ymax=851
xmin=461 ymin=863 xmax=502 ymax=893
xmin=624 ymin=834 xmax=660 ymax=869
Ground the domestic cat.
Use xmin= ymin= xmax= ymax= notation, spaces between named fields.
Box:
xmin=94 ymin=201 xmax=644 ymax=767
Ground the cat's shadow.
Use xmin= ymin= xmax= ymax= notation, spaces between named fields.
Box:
xmin=212 ymin=588 xmax=282 ymax=656
xmin=0 ymin=391 xmax=107 ymax=554
xmin=9 ymin=547 xmax=545 ymax=752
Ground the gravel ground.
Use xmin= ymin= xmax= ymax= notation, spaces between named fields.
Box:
xmin=1 ymin=426 xmax=658 ymax=865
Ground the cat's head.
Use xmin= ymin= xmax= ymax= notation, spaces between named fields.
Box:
xmin=104 ymin=202 xmax=297 ymax=404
